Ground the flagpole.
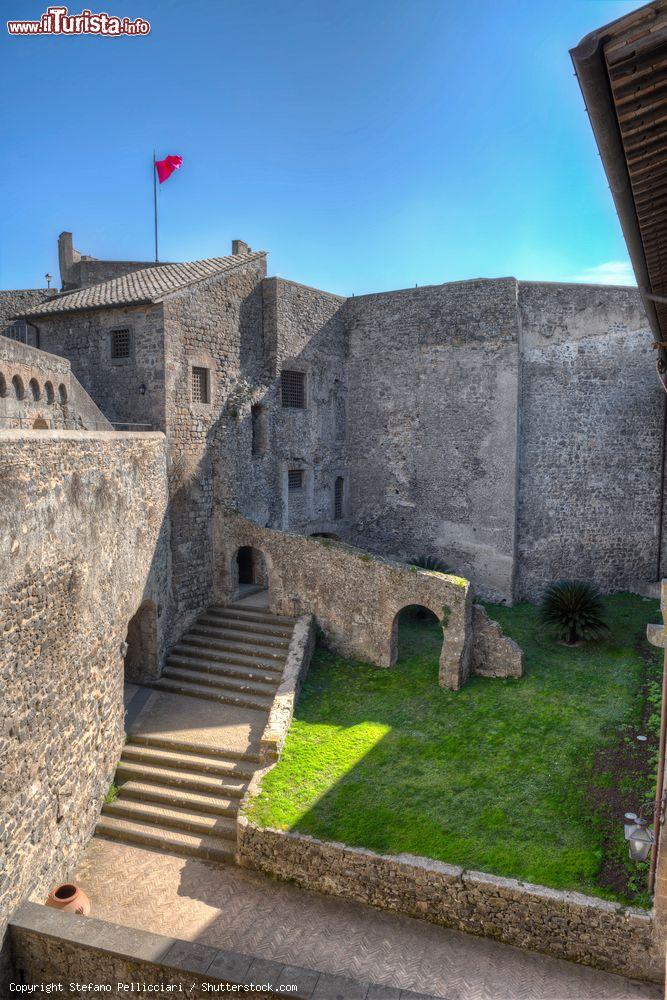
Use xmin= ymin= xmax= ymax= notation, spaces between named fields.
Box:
xmin=153 ymin=150 xmax=158 ymax=262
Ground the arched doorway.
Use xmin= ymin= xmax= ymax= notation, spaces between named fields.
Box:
xmin=390 ymin=605 xmax=444 ymax=681
xmin=32 ymin=416 xmax=48 ymax=429
xmin=124 ymin=600 xmax=158 ymax=683
xmin=234 ymin=545 xmax=269 ymax=598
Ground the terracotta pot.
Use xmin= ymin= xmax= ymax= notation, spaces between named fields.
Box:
xmin=45 ymin=883 xmax=91 ymax=916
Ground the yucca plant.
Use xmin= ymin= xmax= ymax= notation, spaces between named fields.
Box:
xmin=540 ymin=580 xmax=609 ymax=645
xmin=411 ymin=554 xmax=450 ymax=574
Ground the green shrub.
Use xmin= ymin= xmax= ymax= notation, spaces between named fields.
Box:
xmin=540 ymin=581 xmax=609 ymax=645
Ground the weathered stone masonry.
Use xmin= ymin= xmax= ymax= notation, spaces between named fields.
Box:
xmin=0 ymin=431 xmax=169 ymax=977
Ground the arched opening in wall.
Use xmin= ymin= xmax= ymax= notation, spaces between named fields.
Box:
xmin=124 ymin=600 xmax=158 ymax=683
xmin=0 ymin=373 xmax=7 ymax=398
xmin=390 ymin=605 xmax=443 ymax=678
xmin=12 ymin=375 xmax=24 ymax=400
xmin=32 ymin=417 xmax=49 ymax=429
xmin=29 ymin=378 xmax=40 ymax=401
xmin=234 ymin=546 xmax=269 ymax=599
xmin=44 ymin=381 xmax=55 ymax=404
xmin=58 ymin=383 xmax=68 ymax=405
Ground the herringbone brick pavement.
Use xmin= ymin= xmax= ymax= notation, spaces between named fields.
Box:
xmin=73 ymin=838 xmax=661 ymax=1000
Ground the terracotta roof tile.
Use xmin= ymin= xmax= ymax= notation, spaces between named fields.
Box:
xmin=23 ymin=252 xmax=266 ymax=317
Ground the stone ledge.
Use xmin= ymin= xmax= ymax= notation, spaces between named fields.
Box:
xmin=10 ymin=902 xmax=434 ymax=1000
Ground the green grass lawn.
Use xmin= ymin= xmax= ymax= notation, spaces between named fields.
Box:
xmin=248 ymin=594 xmax=661 ymax=906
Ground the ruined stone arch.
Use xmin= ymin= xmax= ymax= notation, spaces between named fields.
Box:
xmin=389 ymin=603 xmax=450 ymax=687
xmin=44 ymin=381 xmax=55 ymax=404
xmin=12 ymin=375 xmax=24 ymax=400
xmin=28 ymin=378 xmax=40 ymax=401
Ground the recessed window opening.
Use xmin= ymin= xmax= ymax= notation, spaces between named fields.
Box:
xmin=281 ymin=370 xmax=305 ymax=408
xmin=12 ymin=375 xmax=24 ymax=400
xmin=111 ymin=328 xmax=131 ymax=360
xmin=251 ymin=404 xmax=268 ymax=455
xmin=191 ymin=366 xmax=210 ymax=404
xmin=288 ymin=469 xmax=304 ymax=491
xmin=29 ymin=378 xmax=40 ymax=401
xmin=334 ymin=476 xmax=344 ymax=519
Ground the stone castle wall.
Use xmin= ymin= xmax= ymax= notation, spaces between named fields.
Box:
xmin=0 ymin=336 xmax=71 ymax=428
xmin=162 ymin=257 xmax=267 ymax=643
xmin=516 ymin=282 xmax=659 ymax=600
xmin=36 ymin=303 xmax=167 ymax=429
xmin=344 ymin=279 xmax=521 ymax=602
xmin=0 ymin=430 xmax=169 ymax=981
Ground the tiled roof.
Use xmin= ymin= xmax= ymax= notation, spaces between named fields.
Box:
xmin=22 ymin=251 xmax=266 ymax=317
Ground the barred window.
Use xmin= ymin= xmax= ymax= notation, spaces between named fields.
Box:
xmin=281 ymin=370 xmax=305 ymax=408
xmin=288 ymin=469 xmax=304 ymax=491
xmin=6 ymin=319 xmax=27 ymax=343
xmin=191 ymin=366 xmax=210 ymax=404
xmin=334 ymin=477 xmax=344 ymax=519
xmin=111 ymin=328 xmax=131 ymax=360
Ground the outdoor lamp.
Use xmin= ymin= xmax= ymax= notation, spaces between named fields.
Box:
xmin=626 ymin=817 xmax=654 ymax=862
xmin=624 ymin=812 xmax=638 ymax=838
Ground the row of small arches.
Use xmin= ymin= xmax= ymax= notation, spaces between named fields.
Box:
xmin=0 ymin=372 xmax=67 ymax=405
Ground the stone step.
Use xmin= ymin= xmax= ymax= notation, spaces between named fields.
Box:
xmin=186 ymin=618 xmax=289 ymax=660
xmin=128 ymin=733 xmax=261 ymax=764
xmin=103 ymin=797 xmax=237 ymax=839
xmin=202 ymin=609 xmax=293 ymax=640
xmin=213 ymin=604 xmax=298 ymax=628
xmin=195 ymin=619 xmax=290 ymax=651
xmin=151 ymin=677 xmax=272 ymax=712
xmin=121 ymin=742 xmax=258 ymax=780
xmin=170 ymin=647 xmax=282 ymax=685
xmin=116 ymin=759 xmax=248 ymax=798
xmin=119 ymin=780 xmax=241 ymax=817
xmin=181 ymin=632 xmax=286 ymax=668
xmin=163 ymin=664 xmax=277 ymax=700
xmin=96 ymin=815 xmax=235 ymax=863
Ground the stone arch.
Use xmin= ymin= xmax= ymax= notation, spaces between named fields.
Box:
xmin=12 ymin=375 xmax=24 ymax=400
xmin=389 ymin=603 xmax=448 ymax=685
xmin=0 ymin=372 xmax=7 ymax=398
xmin=231 ymin=544 xmax=271 ymax=599
xmin=58 ymin=383 xmax=68 ymax=404
xmin=124 ymin=599 xmax=158 ymax=683
xmin=32 ymin=417 xmax=48 ymax=429
xmin=44 ymin=381 xmax=55 ymax=404
xmin=29 ymin=378 xmax=40 ymax=401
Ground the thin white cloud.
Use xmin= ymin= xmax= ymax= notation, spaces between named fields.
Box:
xmin=567 ymin=261 xmax=637 ymax=286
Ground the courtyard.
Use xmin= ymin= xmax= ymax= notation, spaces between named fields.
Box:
xmin=249 ymin=595 xmax=661 ymax=907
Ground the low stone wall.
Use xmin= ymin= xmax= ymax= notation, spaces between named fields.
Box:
xmin=0 ymin=431 xmax=169 ymax=987
xmin=9 ymin=902 xmax=428 ymax=999
xmin=237 ymin=821 xmax=659 ymax=983
xmin=259 ymin=614 xmax=316 ymax=763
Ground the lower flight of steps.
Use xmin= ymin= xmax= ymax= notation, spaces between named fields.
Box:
xmin=151 ymin=602 xmax=298 ymax=709
xmin=97 ymin=735 xmax=257 ymax=862
xmin=97 ymin=601 xmax=298 ymax=862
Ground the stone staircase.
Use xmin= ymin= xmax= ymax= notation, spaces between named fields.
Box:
xmin=97 ymin=600 xmax=297 ymax=862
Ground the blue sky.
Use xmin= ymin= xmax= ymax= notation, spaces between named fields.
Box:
xmin=0 ymin=0 xmax=645 ymax=295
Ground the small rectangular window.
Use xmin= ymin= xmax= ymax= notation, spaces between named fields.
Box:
xmin=281 ymin=370 xmax=305 ymax=408
xmin=288 ymin=469 xmax=304 ymax=491
xmin=111 ymin=328 xmax=131 ymax=360
xmin=334 ymin=477 xmax=344 ymax=519
xmin=192 ymin=366 xmax=210 ymax=404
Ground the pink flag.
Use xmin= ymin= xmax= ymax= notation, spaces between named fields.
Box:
xmin=155 ymin=154 xmax=183 ymax=183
